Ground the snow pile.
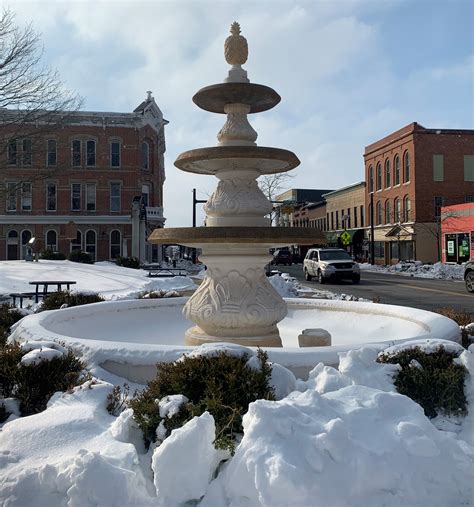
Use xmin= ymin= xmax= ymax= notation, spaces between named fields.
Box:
xmin=268 ymin=273 xmax=299 ymax=297
xmin=360 ymin=261 xmax=465 ymax=280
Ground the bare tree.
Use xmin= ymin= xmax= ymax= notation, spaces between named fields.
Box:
xmin=0 ymin=8 xmax=82 ymax=193
xmin=258 ymin=172 xmax=295 ymax=225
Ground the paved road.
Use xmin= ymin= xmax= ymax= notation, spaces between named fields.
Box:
xmin=278 ymin=264 xmax=473 ymax=313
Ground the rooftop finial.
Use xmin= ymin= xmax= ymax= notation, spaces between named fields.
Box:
xmin=146 ymin=90 xmax=153 ymax=101
xmin=224 ymin=22 xmax=249 ymax=83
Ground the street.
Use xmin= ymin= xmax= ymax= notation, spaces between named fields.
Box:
xmin=278 ymin=264 xmax=473 ymax=313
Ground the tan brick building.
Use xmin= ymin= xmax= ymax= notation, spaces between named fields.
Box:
xmin=0 ymin=93 xmax=167 ymax=262
xmin=364 ymin=122 xmax=474 ymax=263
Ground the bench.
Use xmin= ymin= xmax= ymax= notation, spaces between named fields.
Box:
xmin=145 ymin=267 xmax=189 ymax=278
xmin=29 ymin=281 xmax=77 ymax=301
xmin=9 ymin=292 xmax=45 ymax=308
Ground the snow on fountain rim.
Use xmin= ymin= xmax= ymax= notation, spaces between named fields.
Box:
xmin=10 ymin=297 xmax=461 ymax=381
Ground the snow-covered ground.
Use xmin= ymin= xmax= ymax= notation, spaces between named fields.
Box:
xmin=1 ymin=260 xmax=473 ymax=506
xmin=360 ymin=260 xmax=466 ymax=280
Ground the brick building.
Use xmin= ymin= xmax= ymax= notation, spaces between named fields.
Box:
xmin=0 ymin=93 xmax=167 ymax=262
xmin=364 ymin=122 xmax=474 ymax=264
xmin=440 ymin=203 xmax=474 ymax=263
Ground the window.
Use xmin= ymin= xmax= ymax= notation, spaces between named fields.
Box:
xmin=385 ymin=159 xmax=391 ymax=188
xmin=8 ymin=139 xmax=17 ymax=165
xmin=141 ymin=141 xmax=150 ymax=169
xmin=465 ymin=196 xmax=474 ymax=203
xmin=85 ymin=183 xmax=96 ymax=211
xmin=21 ymin=183 xmax=32 ymax=211
xmin=141 ymin=184 xmax=150 ymax=207
xmin=47 ymin=140 xmax=57 ymax=166
xmin=394 ymin=155 xmax=400 ymax=185
xmin=110 ymin=230 xmax=121 ymax=259
xmin=46 ymin=230 xmax=58 ymax=251
xmin=6 ymin=183 xmax=17 ymax=211
xmin=21 ymin=230 xmax=32 ymax=259
xmin=110 ymin=142 xmax=121 ymax=167
xmin=464 ymin=155 xmax=474 ymax=181
xmin=353 ymin=206 xmax=358 ymax=228
xmin=347 ymin=209 xmax=351 ymax=229
xmin=385 ymin=200 xmax=391 ymax=224
xmin=85 ymin=230 xmax=96 ymax=260
xmin=70 ymin=230 xmax=82 ymax=253
xmin=335 ymin=210 xmax=339 ymax=229
xmin=368 ymin=166 xmax=374 ymax=193
xmin=46 ymin=183 xmax=57 ymax=211
xmin=22 ymin=139 xmax=32 ymax=165
xmin=360 ymin=205 xmax=364 ymax=227
xmin=433 ymin=154 xmax=444 ymax=181
xmin=376 ymin=201 xmax=382 ymax=225
xmin=86 ymin=140 xmax=96 ymax=166
xmin=376 ymin=163 xmax=382 ymax=190
xmin=403 ymin=151 xmax=410 ymax=183
xmin=110 ymin=183 xmax=121 ymax=212
xmin=71 ymin=183 xmax=82 ymax=211
xmin=403 ymin=195 xmax=411 ymax=222
xmin=331 ymin=211 xmax=334 ymax=230
xmin=434 ymin=196 xmax=444 ymax=219
xmin=72 ymin=140 xmax=81 ymax=166
xmin=394 ymin=198 xmax=401 ymax=222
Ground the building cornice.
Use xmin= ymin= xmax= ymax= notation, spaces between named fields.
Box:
xmin=0 ymin=215 xmax=133 ymax=225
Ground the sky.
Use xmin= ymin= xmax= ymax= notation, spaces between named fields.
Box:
xmin=7 ymin=0 xmax=474 ymax=227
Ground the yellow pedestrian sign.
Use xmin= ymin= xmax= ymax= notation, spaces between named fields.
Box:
xmin=340 ymin=230 xmax=351 ymax=245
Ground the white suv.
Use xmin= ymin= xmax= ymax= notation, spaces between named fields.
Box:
xmin=303 ymin=248 xmax=360 ymax=284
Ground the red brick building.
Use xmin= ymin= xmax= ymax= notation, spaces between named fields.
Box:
xmin=440 ymin=203 xmax=474 ymax=263
xmin=0 ymin=93 xmax=167 ymax=262
xmin=364 ymin=122 xmax=474 ymax=263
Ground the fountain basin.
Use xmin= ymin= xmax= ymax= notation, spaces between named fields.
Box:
xmin=10 ymin=297 xmax=460 ymax=383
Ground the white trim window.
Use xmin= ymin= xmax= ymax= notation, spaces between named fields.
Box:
xmin=71 ymin=183 xmax=82 ymax=211
xmin=404 ymin=151 xmax=410 ymax=183
xmin=394 ymin=155 xmax=400 ymax=186
xmin=110 ymin=230 xmax=121 ymax=259
xmin=72 ymin=140 xmax=82 ymax=167
xmin=8 ymin=139 xmax=17 ymax=165
xmin=46 ymin=183 xmax=57 ymax=211
xmin=22 ymin=139 xmax=32 ymax=166
xmin=86 ymin=140 xmax=96 ymax=167
xmin=110 ymin=182 xmax=121 ymax=212
xmin=110 ymin=141 xmax=121 ymax=167
xmin=21 ymin=182 xmax=32 ymax=211
xmin=85 ymin=183 xmax=96 ymax=211
xmin=385 ymin=159 xmax=391 ymax=188
xmin=45 ymin=229 xmax=58 ymax=251
xmin=47 ymin=139 xmax=57 ymax=166
xmin=85 ymin=229 xmax=97 ymax=260
xmin=6 ymin=182 xmax=17 ymax=211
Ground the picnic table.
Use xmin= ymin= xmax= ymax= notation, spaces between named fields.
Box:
xmin=143 ymin=265 xmax=188 ymax=278
xmin=29 ymin=280 xmax=77 ymax=300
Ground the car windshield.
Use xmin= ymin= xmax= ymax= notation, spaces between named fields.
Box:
xmin=319 ymin=250 xmax=351 ymax=261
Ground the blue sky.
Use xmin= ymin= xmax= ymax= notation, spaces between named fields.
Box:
xmin=9 ymin=0 xmax=474 ymax=226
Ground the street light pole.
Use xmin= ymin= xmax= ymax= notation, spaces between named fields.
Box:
xmin=192 ymin=188 xmax=207 ymax=227
xmin=370 ymin=191 xmax=375 ymax=265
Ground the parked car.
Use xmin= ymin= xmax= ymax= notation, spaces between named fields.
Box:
xmin=465 ymin=260 xmax=474 ymax=293
xmin=303 ymin=248 xmax=360 ymax=284
xmin=271 ymin=249 xmax=293 ymax=266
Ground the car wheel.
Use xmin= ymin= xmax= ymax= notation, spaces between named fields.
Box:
xmin=304 ymin=269 xmax=312 ymax=281
xmin=352 ymin=274 xmax=361 ymax=284
xmin=466 ymin=272 xmax=474 ymax=293
xmin=317 ymin=270 xmax=325 ymax=284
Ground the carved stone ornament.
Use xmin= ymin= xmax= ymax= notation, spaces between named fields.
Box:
xmin=217 ymin=103 xmax=257 ymax=146
xmin=224 ymin=22 xmax=248 ymax=66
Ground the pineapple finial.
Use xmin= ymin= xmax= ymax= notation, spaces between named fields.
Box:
xmin=224 ymin=21 xmax=249 ymax=83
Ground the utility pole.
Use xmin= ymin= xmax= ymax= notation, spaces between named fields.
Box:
xmin=370 ymin=192 xmax=375 ymax=265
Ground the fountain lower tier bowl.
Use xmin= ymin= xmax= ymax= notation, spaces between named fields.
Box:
xmin=148 ymin=226 xmax=325 ymax=247
xmin=174 ymin=146 xmax=300 ymax=175
xmin=10 ymin=297 xmax=460 ymax=383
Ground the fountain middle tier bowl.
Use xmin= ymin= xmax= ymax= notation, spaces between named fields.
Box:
xmin=10 ymin=297 xmax=460 ymax=383
xmin=148 ymin=226 xmax=325 ymax=247
xmin=174 ymin=146 xmax=300 ymax=175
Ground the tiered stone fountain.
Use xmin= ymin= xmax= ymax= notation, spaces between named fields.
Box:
xmin=149 ymin=23 xmax=323 ymax=347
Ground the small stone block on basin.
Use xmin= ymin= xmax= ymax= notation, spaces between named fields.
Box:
xmin=298 ymin=328 xmax=332 ymax=347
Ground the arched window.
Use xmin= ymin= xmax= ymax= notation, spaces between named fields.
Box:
xmin=45 ymin=230 xmax=57 ymax=251
xmin=385 ymin=159 xmax=391 ymax=188
xmin=376 ymin=163 xmax=382 ymax=190
xmin=404 ymin=151 xmax=410 ymax=183
xmin=394 ymin=198 xmax=401 ymax=222
xmin=21 ymin=230 xmax=32 ymax=259
xmin=110 ymin=230 xmax=121 ymax=259
xmin=85 ymin=230 xmax=97 ymax=261
xmin=368 ymin=166 xmax=374 ymax=193
xmin=70 ymin=230 xmax=82 ymax=253
xmin=403 ymin=195 xmax=411 ymax=222
xmin=7 ymin=230 xmax=19 ymax=260
xmin=376 ymin=201 xmax=382 ymax=225
xmin=394 ymin=155 xmax=400 ymax=185
xmin=141 ymin=141 xmax=150 ymax=170
xmin=385 ymin=200 xmax=392 ymax=224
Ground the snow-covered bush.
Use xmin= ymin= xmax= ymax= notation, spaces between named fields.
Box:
xmin=0 ymin=342 xmax=85 ymax=418
xmin=40 ymin=291 xmax=104 ymax=311
xmin=0 ymin=303 xmax=24 ymax=346
xmin=130 ymin=349 xmax=275 ymax=452
xmin=139 ymin=290 xmax=181 ymax=299
xmin=378 ymin=345 xmax=468 ymax=418
xmin=115 ymin=256 xmax=140 ymax=269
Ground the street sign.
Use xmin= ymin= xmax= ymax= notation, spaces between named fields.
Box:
xmin=340 ymin=230 xmax=351 ymax=245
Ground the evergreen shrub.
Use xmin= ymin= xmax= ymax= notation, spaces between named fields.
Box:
xmin=68 ymin=251 xmax=94 ymax=264
xmin=39 ymin=249 xmax=66 ymax=260
xmin=130 ymin=349 xmax=274 ymax=451
xmin=378 ymin=345 xmax=468 ymax=418
xmin=115 ymin=256 xmax=140 ymax=269
xmin=0 ymin=304 xmax=24 ymax=347
xmin=40 ymin=291 xmax=104 ymax=311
